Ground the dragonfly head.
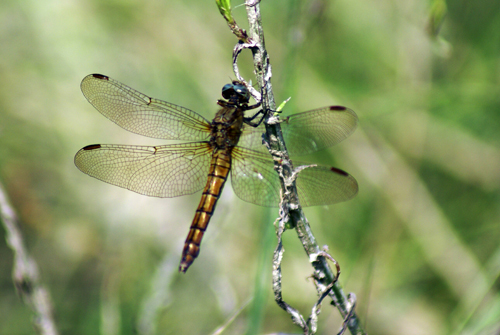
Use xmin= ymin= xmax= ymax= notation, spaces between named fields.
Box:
xmin=222 ymin=81 xmax=250 ymax=104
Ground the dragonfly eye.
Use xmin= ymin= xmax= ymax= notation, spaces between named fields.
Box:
xmin=233 ymin=84 xmax=247 ymax=95
xmin=233 ymin=84 xmax=250 ymax=101
xmin=222 ymin=83 xmax=235 ymax=99
xmin=221 ymin=83 xmax=250 ymax=102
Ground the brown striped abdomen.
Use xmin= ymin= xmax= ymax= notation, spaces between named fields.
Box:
xmin=179 ymin=149 xmax=232 ymax=272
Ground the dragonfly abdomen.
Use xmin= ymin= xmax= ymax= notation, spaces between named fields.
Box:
xmin=179 ymin=149 xmax=232 ymax=272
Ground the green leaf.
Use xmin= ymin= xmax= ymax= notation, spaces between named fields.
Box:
xmin=215 ymin=0 xmax=234 ymax=25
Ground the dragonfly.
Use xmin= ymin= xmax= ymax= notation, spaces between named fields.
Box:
xmin=75 ymin=74 xmax=358 ymax=272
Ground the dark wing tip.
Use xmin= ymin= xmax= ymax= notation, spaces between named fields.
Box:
xmin=90 ymin=74 xmax=109 ymax=80
xmin=330 ymin=166 xmax=349 ymax=176
xmin=82 ymin=144 xmax=102 ymax=150
xmin=329 ymin=105 xmax=347 ymax=111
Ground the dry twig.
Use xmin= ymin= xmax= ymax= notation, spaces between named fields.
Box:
xmin=0 ymin=181 xmax=59 ymax=335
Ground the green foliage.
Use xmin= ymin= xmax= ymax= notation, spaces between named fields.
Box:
xmin=216 ymin=0 xmax=234 ymax=25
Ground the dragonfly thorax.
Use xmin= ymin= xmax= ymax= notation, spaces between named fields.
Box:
xmin=209 ymin=81 xmax=253 ymax=149
xmin=210 ymin=106 xmax=245 ymax=149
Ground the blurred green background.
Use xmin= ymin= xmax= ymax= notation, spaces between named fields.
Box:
xmin=1 ymin=0 xmax=500 ymax=334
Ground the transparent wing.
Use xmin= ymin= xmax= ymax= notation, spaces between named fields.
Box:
xmin=282 ymin=106 xmax=357 ymax=155
xmin=295 ymin=164 xmax=358 ymax=207
xmin=81 ymin=74 xmax=211 ymax=141
xmin=74 ymin=142 xmax=212 ymax=197
xmin=239 ymin=106 xmax=357 ymax=155
xmin=231 ymin=147 xmax=358 ymax=207
xmin=230 ymin=147 xmax=281 ymax=207
xmin=237 ymin=125 xmax=267 ymax=153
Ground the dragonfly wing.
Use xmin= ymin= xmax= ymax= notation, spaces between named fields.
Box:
xmin=239 ymin=106 xmax=357 ymax=155
xmin=81 ymin=74 xmax=211 ymax=141
xmin=294 ymin=163 xmax=358 ymax=207
xmin=74 ymin=142 xmax=212 ymax=197
xmin=238 ymin=124 xmax=267 ymax=153
xmin=231 ymin=149 xmax=358 ymax=207
xmin=230 ymin=148 xmax=281 ymax=207
xmin=282 ymin=106 xmax=357 ymax=156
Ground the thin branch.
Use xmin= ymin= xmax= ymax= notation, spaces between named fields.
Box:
xmin=272 ymin=214 xmax=309 ymax=332
xmin=0 ymin=181 xmax=59 ymax=335
xmin=216 ymin=0 xmax=251 ymax=42
xmin=309 ymin=250 xmax=340 ymax=333
xmin=223 ymin=1 xmax=367 ymax=334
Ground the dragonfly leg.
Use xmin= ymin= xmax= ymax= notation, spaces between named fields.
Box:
xmin=246 ymin=101 xmax=262 ymax=110
xmin=244 ymin=106 xmax=281 ymax=128
xmin=244 ymin=109 xmax=266 ymax=127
